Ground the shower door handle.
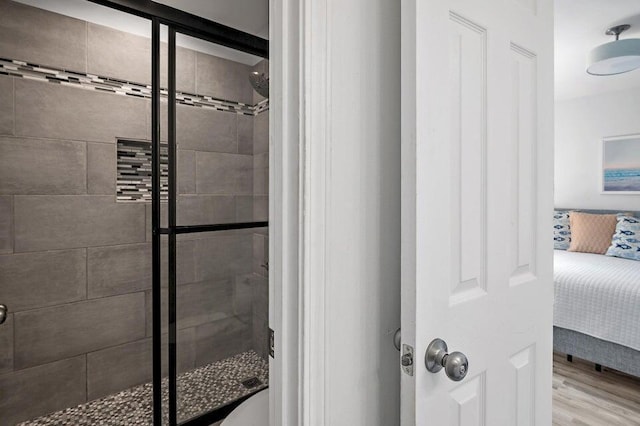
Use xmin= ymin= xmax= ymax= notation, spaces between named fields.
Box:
xmin=0 ymin=304 xmax=7 ymax=325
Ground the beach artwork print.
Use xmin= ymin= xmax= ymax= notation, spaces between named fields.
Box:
xmin=603 ymin=135 xmax=640 ymax=193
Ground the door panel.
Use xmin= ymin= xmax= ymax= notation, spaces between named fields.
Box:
xmin=509 ymin=44 xmax=538 ymax=287
xmin=401 ymin=0 xmax=554 ymax=424
xmin=448 ymin=12 xmax=487 ymax=304
xmin=449 ymin=373 xmax=486 ymax=426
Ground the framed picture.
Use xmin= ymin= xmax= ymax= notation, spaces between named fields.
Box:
xmin=602 ymin=134 xmax=640 ymax=194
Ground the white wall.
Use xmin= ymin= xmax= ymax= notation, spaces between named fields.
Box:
xmin=324 ymin=0 xmax=401 ymax=424
xmin=271 ymin=0 xmax=401 ymax=424
xmin=555 ymin=88 xmax=640 ymax=211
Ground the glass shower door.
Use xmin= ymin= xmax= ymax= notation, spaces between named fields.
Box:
xmin=155 ymin=25 xmax=269 ymax=425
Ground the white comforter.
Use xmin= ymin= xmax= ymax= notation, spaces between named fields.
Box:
xmin=554 ymin=250 xmax=640 ymax=351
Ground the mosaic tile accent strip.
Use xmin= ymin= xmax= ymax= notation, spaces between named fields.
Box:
xmin=0 ymin=57 xmax=269 ymax=116
xmin=18 ymin=351 xmax=269 ymax=426
xmin=117 ymin=139 xmax=168 ymax=202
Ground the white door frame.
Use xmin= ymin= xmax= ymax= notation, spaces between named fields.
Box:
xmin=270 ymin=0 xmax=330 ymax=424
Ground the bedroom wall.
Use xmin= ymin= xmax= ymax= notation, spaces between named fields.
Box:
xmin=555 ymin=87 xmax=640 ymax=211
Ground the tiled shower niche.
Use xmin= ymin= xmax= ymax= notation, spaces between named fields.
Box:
xmin=117 ymin=139 xmax=168 ymax=202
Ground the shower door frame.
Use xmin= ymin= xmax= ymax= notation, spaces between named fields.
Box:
xmin=86 ymin=2 xmax=270 ymax=425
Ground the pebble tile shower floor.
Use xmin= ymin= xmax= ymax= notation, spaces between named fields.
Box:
xmin=18 ymin=351 xmax=268 ymax=426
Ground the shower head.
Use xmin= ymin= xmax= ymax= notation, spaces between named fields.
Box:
xmin=249 ymin=71 xmax=269 ymax=98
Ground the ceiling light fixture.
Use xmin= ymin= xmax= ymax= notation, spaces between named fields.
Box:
xmin=587 ymin=24 xmax=640 ymax=76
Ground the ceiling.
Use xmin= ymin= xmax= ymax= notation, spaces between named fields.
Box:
xmin=154 ymin=0 xmax=268 ymax=39
xmin=13 ymin=0 xmax=268 ymax=65
xmin=555 ymin=0 xmax=640 ymax=101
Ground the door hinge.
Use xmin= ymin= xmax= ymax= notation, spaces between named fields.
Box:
xmin=401 ymin=344 xmax=414 ymax=376
xmin=269 ymin=328 xmax=275 ymax=358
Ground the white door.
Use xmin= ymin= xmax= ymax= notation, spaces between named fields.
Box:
xmin=400 ymin=0 xmax=555 ymax=424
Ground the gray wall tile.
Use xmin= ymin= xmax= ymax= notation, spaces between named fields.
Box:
xmin=145 ymin=280 xmax=235 ymax=334
xmin=15 ymin=79 xmax=148 ymax=143
xmin=0 ymin=136 xmax=86 ymax=195
xmin=14 ymin=292 xmax=146 ymax=369
xmin=252 ymin=233 xmax=268 ymax=278
xmin=178 ymin=149 xmax=196 ymax=194
xmin=252 ymin=311 xmax=269 ymax=360
xmin=251 ymin=273 xmax=269 ymax=359
xmin=168 ymin=327 xmax=196 ymax=376
xmin=194 ymin=233 xmax=253 ymax=281
xmin=196 ymin=152 xmax=252 ymax=195
xmin=235 ymin=196 xmax=253 ymax=222
xmin=87 ymin=23 xmax=150 ymax=85
xmin=161 ymin=44 xmax=196 ymax=94
xmin=0 ymin=313 xmax=13 ymax=374
xmin=87 ymin=241 xmax=195 ymax=298
xmin=177 ymin=195 xmax=235 ymax=226
xmin=0 ymin=249 xmax=86 ymax=312
xmin=238 ymin=115 xmax=253 ymax=155
xmin=0 ymin=0 xmax=87 ymax=71
xmin=14 ymin=195 xmax=145 ymax=252
xmin=253 ymin=196 xmax=268 ymax=221
xmin=252 ymin=275 xmax=268 ymax=322
xmin=88 ymin=142 xmax=116 ymax=195
xmin=0 ymin=355 xmax=86 ymax=425
xmin=253 ymin=166 xmax=269 ymax=196
xmin=234 ymin=274 xmax=253 ymax=321
xmin=253 ymin=152 xmax=268 ymax=170
xmin=253 ymin=111 xmax=269 ymax=154
xmin=164 ymin=104 xmax=237 ymax=153
xmin=194 ymin=317 xmax=252 ymax=367
xmin=86 ymin=330 xmax=196 ymax=401
xmin=0 ymin=196 xmax=12 ymax=254
xmin=88 ymin=32 xmax=196 ymax=92
xmin=0 ymin=75 xmax=13 ymax=135
xmin=87 ymin=338 xmax=151 ymax=401
xmin=87 ymin=243 xmax=150 ymax=299
xmin=195 ymin=52 xmax=253 ymax=104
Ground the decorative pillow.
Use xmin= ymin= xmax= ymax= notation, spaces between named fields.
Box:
xmin=568 ymin=212 xmax=618 ymax=254
xmin=553 ymin=210 xmax=571 ymax=250
xmin=606 ymin=215 xmax=640 ymax=261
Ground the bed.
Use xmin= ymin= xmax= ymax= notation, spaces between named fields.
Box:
xmin=553 ymin=209 xmax=640 ymax=377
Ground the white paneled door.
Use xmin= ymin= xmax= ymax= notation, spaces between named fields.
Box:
xmin=400 ymin=0 xmax=554 ymax=424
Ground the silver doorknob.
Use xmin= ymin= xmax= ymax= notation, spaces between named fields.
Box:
xmin=425 ymin=338 xmax=468 ymax=382
xmin=0 ymin=304 xmax=7 ymax=325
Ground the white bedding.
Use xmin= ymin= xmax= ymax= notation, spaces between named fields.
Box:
xmin=554 ymin=250 xmax=640 ymax=351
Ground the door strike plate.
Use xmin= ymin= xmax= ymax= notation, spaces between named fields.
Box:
xmin=269 ymin=328 xmax=275 ymax=358
xmin=401 ymin=344 xmax=414 ymax=376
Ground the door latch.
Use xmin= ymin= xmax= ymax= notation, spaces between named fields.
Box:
xmin=401 ymin=344 xmax=414 ymax=376
xmin=269 ymin=328 xmax=275 ymax=358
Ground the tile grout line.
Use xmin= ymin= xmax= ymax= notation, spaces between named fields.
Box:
xmin=85 ymin=22 xmax=88 ymax=74
xmin=11 ymin=195 xmax=15 ymax=255
xmin=85 ymin=247 xmax=88 ymax=300
xmin=85 ymin=141 xmax=89 ymax=194
xmin=85 ymin=353 xmax=89 ymax=403
xmin=12 ymin=75 xmax=15 ymax=136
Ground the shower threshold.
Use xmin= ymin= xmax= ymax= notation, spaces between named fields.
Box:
xmin=18 ymin=351 xmax=269 ymax=426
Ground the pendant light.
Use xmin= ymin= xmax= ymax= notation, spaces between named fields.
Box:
xmin=587 ymin=24 xmax=640 ymax=76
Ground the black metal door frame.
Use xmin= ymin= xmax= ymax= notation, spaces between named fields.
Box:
xmin=87 ymin=2 xmax=268 ymax=425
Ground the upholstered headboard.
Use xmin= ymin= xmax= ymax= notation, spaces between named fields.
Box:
xmin=555 ymin=208 xmax=640 ymax=218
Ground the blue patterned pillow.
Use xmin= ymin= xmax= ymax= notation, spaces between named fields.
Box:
xmin=606 ymin=215 xmax=640 ymax=261
xmin=553 ymin=210 xmax=571 ymax=250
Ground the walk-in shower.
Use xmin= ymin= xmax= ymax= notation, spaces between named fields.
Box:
xmin=0 ymin=0 xmax=269 ymax=425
